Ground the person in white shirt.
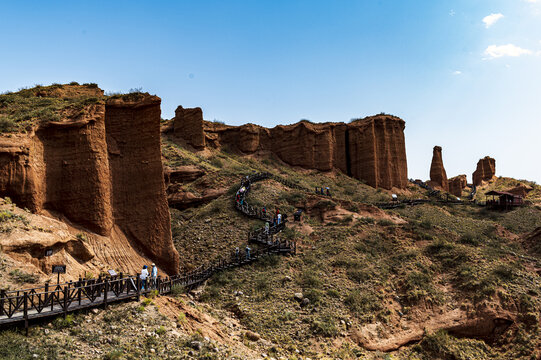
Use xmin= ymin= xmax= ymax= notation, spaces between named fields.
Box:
xmin=140 ymin=265 xmax=149 ymax=290
xmin=150 ymin=263 xmax=158 ymax=289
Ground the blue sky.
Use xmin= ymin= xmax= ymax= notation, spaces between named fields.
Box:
xmin=1 ymin=0 xmax=540 ymax=183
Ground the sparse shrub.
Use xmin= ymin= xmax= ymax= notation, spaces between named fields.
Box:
xmin=311 ymin=314 xmax=338 ymax=337
xmin=104 ymin=350 xmax=123 ymax=360
xmin=344 ymin=290 xmax=382 ymax=318
xmin=155 ymin=326 xmax=166 ymax=335
xmin=303 ymin=288 xmax=324 ymax=304
xmin=420 ymin=219 xmax=432 ymax=229
xmin=210 ymin=157 xmax=223 ymax=168
xmin=299 ymin=268 xmax=322 ymax=289
xmin=142 ymin=298 xmax=153 ymax=307
xmin=177 ymin=312 xmax=187 ymax=324
xmin=377 ymin=219 xmax=394 ymax=226
xmin=146 ymin=289 xmax=159 ymax=299
xmin=459 ymin=233 xmax=479 ymax=246
xmin=53 ymin=314 xmax=75 ymax=328
xmin=9 ymin=269 xmax=38 ymax=284
xmin=136 ymin=305 xmax=145 ymax=313
xmin=170 ymin=284 xmax=185 ymax=297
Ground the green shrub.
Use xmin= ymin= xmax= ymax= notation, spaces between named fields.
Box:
xmin=155 ymin=326 xmax=166 ymax=335
xmin=344 ymin=290 xmax=382 ymax=317
xmin=311 ymin=314 xmax=338 ymax=337
xmin=170 ymin=284 xmax=185 ymax=297
xmin=104 ymin=350 xmax=123 ymax=360
xmin=53 ymin=314 xmax=75 ymax=328
xmin=9 ymin=269 xmax=38 ymax=284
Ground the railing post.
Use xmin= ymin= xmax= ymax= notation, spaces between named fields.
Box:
xmin=136 ymin=277 xmax=141 ymax=301
xmin=0 ymin=289 xmax=5 ymax=316
xmin=157 ymin=276 xmax=161 ymax=294
xmin=103 ymin=279 xmax=108 ymax=309
xmin=78 ymin=284 xmax=82 ymax=306
xmin=63 ymin=286 xmax=68 ymax=319
xmin=24 ymin=292 xmax=29 ymax=336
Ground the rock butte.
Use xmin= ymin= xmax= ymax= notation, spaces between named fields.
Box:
xmin=0 ymin=85 xmax=179 ymax=275
xmin=448 ymin=175 xmax=467 ymax=197
xmin=473 ymin=156 xmax=496 ymax=186
xmin=428 ymin=146 xmax=448 ymax=191
xmin=172 ymin=107 xmax=408 ymax=189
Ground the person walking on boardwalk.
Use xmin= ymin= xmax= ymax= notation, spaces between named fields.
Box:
xmin=265 ymin=221 xmax=270 ymax=234
xmin=277 ymin=213 xmax=282 ymax=225
xmin=326 ymin=187 xmax=331 ymax=197
xmin=235 ymin=247 xmax=240 ymax=262
xmin=150 ymin=263 xmax=158 ymax=289
xmin=262 ymin=206 xmax=266 ymax=217
xmin=245 ymin=245 xmax=251 ymax=260
xmin=140 ymin=265 xmax=149 ymax=290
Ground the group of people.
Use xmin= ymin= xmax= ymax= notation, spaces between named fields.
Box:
xmin=315 ymin=187 xmax=332 ymax=197
xmin=235 ymin=245 xmax=252 ymax=261
xmin=139 ymin=263 xmax=158 ymax=290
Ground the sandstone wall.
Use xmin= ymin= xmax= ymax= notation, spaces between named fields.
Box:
xmin=429 ymin=146 xmax=448 ymax=191
xmin=172 ymin=109 xmax=408 ymax=189
xmin=0 ymin=87 xmax=179 ymax=275
xmin=106 ymin=97 xmax=179 ymax=275
xmin=174 ymin=106 xmax=205 ymax=149
xmin=448 ymin=175 xmax=467 ymax=197
xmin=473 ymin=156 xmax=496 ymax=186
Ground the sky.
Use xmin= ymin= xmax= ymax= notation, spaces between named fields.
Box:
xmin=1 ymin=0 xmax=540 ymax=183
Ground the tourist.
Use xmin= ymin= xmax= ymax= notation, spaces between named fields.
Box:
xmin=326 ymin=187 xmax=331 ymax=197
xmin=245 ymin=245 xmax=251 ymax=260
xmin=235 ymin=247 xmax=240 ymax=262
xmin=320 ymin=187 xmax=324 ymax=195
xmin=265 ymin=221 xmax=270 ymax=234
xmin=140 ymin=265 xmax=149 ymax=290
xmin=277 ymin=213 xmax=282 ymax=225
xmin=262 ymin=206 xmax=266 ymax=217
xmin=150 ymin=263 xmax=157 ymax=289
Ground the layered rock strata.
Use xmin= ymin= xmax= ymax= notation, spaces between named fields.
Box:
xmin=448 ymin=175 xmax=467 ymax=197
xmin=0 ymin=86 xmax=179 ymax=274
xmin=429 ymin=146 xmax=448 ymax=191
xmin=172 ymin=108 xmax=408 ymax=189
xmin=473 ymin=156 xmax=496 ymax=186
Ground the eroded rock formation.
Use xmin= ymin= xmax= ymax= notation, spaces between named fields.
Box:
xmin=473 ymin=156 xmax=496 ymax=186
xmin=0 ymin=86 xmax=179 ymax=275
xmin=505 ymin=183 xmax=533 ymax=198
xmin=171 ymin=108 xmax=408 ymax=189
xmin=429 ymin=146 xmax=448 ymax=191
xmin=174 ymin=106 xmax=205 ymax=148
xmin=448 ymin=175 xmax=467 ymax=197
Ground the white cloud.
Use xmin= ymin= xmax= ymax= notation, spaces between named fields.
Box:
xmin=484 ymin=44 xmax=532 ymax=58
xmin=483 ymin=13 xmax=504 ymax=28
xmin=525 ymin=0 xmax=538 ymax=3
xmin=453 ymin=70 xmax=462 ymax=75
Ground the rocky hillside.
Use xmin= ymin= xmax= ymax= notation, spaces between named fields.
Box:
xmin=160 ymin=134 xmax=541 ymax=359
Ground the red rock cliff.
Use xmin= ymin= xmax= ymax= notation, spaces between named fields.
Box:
xmin=171 ymin=108 xmax=408 ymax=189
xmin=429 ymin=146 xmax=448 ymax=191
xmin=0 ymin=86 xmax=179 ymax=275
xmin=472 ymin=156 xmax=496 ymax=186
xmin=448 ymin=175 xmax=467 ymax=197
xmin=106 ymin=96 xmax=179 ymax=275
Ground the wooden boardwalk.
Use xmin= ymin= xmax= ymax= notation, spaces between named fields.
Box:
xmin=0 ymin=172 xmax=296 ymax=332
